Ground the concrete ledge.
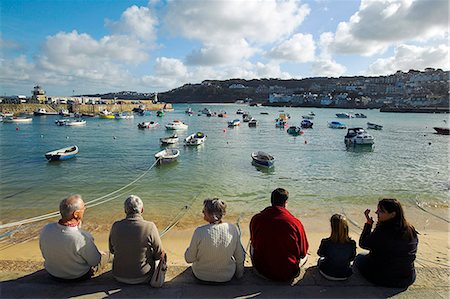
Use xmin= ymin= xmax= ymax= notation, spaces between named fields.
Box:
xmin=1 ymin=262 xmax=448 ymax=298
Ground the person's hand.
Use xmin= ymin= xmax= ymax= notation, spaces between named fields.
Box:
xmin=364 ymin=209 xmax=374 ymax=225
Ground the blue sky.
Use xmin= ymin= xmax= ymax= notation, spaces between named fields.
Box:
xmin=1 ymin=0 xmax=448 ymax=96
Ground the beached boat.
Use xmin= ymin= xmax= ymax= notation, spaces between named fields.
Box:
xmin=367 ymin=122 xmax=383 ymax=130
xmin=354 ymin=113 xmax=367 ymax=118
xmin=433 ymin=127 xmax=450 ymax=135
xmin=155 ymin=148 xmax=180 ymax=164
xmin=228 ymin=119 xmax=240 ymax=127
xmin=34 ymin=108 xmax=58 ymax=116
xmin=287 ymin=126 xmax=302 ymax=136
xmin=344 ymin=128 xmax=374 ymax=146
xmin=336 ymin=112 xmax=353 ymax=118
xmin=251 ymin=151 xmax=275 ymax=168
xmin=185 ymin=132 xmax=206 ymax=146
xmin=165 ymin=120 xmax=188 ymax=130
xmin=3 ymin=116 xmax=33 ymax=123
xmin=138 ymin=121 xmax=158 ymax=129
xmin=160 ymin=134 xmax=179 ymax=145
xmin=99 ymin=109 xmax=115 ymax=119
xmin=301 ymin=119 xmax=313 ymax=128
xmin=65 ymin=119 xmax=86 ymax=126
xmin=328 ymin=121 xmax=346 ymax=129
xmin=248 ymin=119 xmax=258 ymax=127
xmin=45 ymin=145 xmax=78 ymax=161
xmin=114 ymin=112 xmax=134 ymax=119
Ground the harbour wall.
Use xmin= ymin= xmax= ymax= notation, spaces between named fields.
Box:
xmin=0 ymin=102 xmax=172 ymax=115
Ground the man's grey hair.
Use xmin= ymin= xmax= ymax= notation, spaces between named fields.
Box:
xmin=59 ymin=194 xmax=83 ymax=219
xmin=124 ymin=195 xmax=144 ymax=215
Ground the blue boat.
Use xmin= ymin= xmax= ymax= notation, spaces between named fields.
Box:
xmin=328 ymin=121 xmax=347 ymax=129
xmin=300 ymin=119 xmax=313 ymax=128
xmin=45 ymin=145 xmax=78 ymax=161
xmin=251 ymin=151 xmax=274 ymax=168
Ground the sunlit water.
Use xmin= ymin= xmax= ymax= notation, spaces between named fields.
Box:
xmin=1 ymin=104 xmax=448 ymax=232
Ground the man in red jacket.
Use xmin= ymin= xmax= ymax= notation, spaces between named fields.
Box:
xmin=250 ymin=188 xmax=309 ymax=282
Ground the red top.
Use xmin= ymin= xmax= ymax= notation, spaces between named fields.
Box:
xmin=250 ymin=206 xmax=309 ymax=281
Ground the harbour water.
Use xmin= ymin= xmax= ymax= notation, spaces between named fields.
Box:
xmin=0 ymin=104 xmax=448 ymax=233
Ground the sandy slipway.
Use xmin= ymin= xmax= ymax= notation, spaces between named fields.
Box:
xmin=0 ymin=260 xmax=448 ymax=299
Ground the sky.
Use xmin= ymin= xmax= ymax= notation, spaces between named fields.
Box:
xmin=0 ymin=0 xmax=448 ymax=96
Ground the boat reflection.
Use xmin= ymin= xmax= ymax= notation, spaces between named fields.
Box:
xmin=252 ymin=161 xmax=275 ymax=174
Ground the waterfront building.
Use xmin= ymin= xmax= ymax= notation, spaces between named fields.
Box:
xmin=31 ymin=85 xmax=46 ymax=103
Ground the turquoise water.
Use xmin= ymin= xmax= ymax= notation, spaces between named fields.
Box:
xmin=0 ymin=104 xmax=449 ymax=230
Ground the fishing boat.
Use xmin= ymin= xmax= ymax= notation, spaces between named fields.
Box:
xmin=45 ymin=145 xmax=79 ymax=161
xmin=354 ymin=113 xmax=367 ymax=118
xmin=336 ymin=112 xmax=354 ymax=118
xmin=34 ymin=108 xmax=58 ymax=116
xmin=344 ymin=128 xmax=374 ymax=146
xmin=287 ymin=126 xmax=302 ymax=136
xmin=137 ymin=121 xmax=158 ymax=129
xmin=165 ymin=120 xmax=188 ymax=130
xmin=154 ymin=148 xmax=180 ymax=164
xmin=3 ymin=116 xmax=33 ymax=123
xmin=248 ymin=119 xmax=258 ymax=127
xmin=114 ymin=112 xmax=134 ymax=119
xmin=99 ymin=109 xmax=115 ymax=119
xmin=367 ymin=122 xmax=383 ymax=130
xmin=160 ymin=134 xmax=179 ymax=145
xmin=228 ymin=119 xmax=240 ymax=127
xmin=301 ymin=119 xmax=313 ymax=128
xmin=328 ymin=121 xmax=347 ymax=129
xmin=433 ymin=127 xmax=450 ymax=135
xmin=65 ymin=119 xmax=86 ymax=126
xmin=251 ymin=151 xmax=275 ymax=168
xmin=185 ymin=132 xmax=206 ymax=146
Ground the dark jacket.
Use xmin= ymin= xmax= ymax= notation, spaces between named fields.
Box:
xmin=317 ymin=238 xmax=356 ymax=278
xmin=358 ymin=220 xmax=418 ymax=288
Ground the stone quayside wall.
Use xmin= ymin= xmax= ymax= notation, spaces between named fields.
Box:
xmin=0 ymin=102 xmax=172 ymax=115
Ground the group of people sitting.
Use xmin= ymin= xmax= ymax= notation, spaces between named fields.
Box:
xmin=39 ymin=188 xmax=418 ymax=289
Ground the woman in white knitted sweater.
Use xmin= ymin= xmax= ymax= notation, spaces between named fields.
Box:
xmin=185 ymin=198 xmax=246 ymax=282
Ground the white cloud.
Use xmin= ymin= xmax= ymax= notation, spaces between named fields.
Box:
xmin=105 ymin=5 xmax=157 ymax=42
xmin=330 ymin=0 xmax=449 ymax=56
xmin=367 ymin=44 xmax=450 ymax=75
xmin=165 ymin=0 xmax=310 ymax=44
xmin=311 ymin=59 xmax=346 ymax=77
xmin=154 ymin=57 xmax=188 ymax=78
xmin=267 ymin=33 xmax=315 ymax=62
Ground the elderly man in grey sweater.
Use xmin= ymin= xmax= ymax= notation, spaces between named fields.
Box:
xmin=109 ymin=195 xmax=164 ymax=284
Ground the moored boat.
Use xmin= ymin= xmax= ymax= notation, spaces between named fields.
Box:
xmin=185 ymin=132 xmax=206 ymax=146
xmin=354 ymin=113 xmax=367 ymax=118
xmin=155 ymin=148 xmax=180 ymax=164
xmin=45 ymin=145 xmax=78 ymax=161
xmin=301 ymin=119 xmax=313 ymax=128
xmin=328 ymin=121 xmax=346 ymax=129
xmin=336 ymin=112 xmax=353 ymax=118
xmin=99 ymin=109 xmax=115 ymax=119
xmin=367 ymin=122 xmax=383 ymax=130
xmin=55 ymin=119 xmax=69 ymax=126
xmin=138 ymin=121 xmax=158 ymax=129
xmin=228 ymin=119 xmax=240 ymax=127
xmin=165 ymin=120 xmax=188 ymax=130
xmin=65 ymin=119 xmax=86 ymax=126
xmin=160 ymin=134 xmax=179 ymax=145
xmin=251 ymin=151 xmax=275 ymax=168
xmin=3 ymin=116 xmax=33 ymax=123
xmin=344 ymin=128 xmax=374 ymax=146
xmin=114 ymin=112 xmax=134 ymax=119
xmin=287 ymin=126 xmax=303 ymax=136
xmin=302 ymin=115 xmax=314 ymax=120
xmin=156 ymin=110 xmax=165 ymax=117
xmin=248 ymin=119 xmax=258 ymax=127
xmin=34 ymin=108 xmax=58 ymax=116
xmin=275 ymin=119 xmax=288 ymax=128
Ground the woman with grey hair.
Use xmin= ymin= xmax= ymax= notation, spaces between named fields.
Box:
xmin=185 ymin=198 xmax=245 ymax=283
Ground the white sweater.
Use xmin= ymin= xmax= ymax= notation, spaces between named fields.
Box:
xmin=185 ymin=222 xmax=245 ymax=282
xmin=39 ymin=223 xmax=101 ymax=279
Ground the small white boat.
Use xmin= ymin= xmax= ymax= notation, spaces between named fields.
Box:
xmin=155 ymin=148 xmax=180 ymax=163
xmin=34 ymin=108 xmax=58 ymax=116
xmin=228 ymin=119 xmax=240 ymax=127
xmin=185 ymin=132 xmax=206 ymax=146
xmin=114 ymin=112 xmax=134 ymax=119
xmin=138 ymin=121 xmax=158 ymax=129
xmin=354 ymin=113 xmax=367 ymax=118
xmin=236 ymin=108 xmax=244 ymax=114
xmin=367 ymin=122 xmax=383 ymax=130
xmin=3 ymin=116 xmax=33 ymax=123
xmin=65 ymin=119 xmax=86 ymax=126
xmin=336 ymin=112 xmax=354 ymax=118
xmin=45 ymin=145 xmax=78 ymax=161
xmin=55 ymin=119 xmax=69 ymax=126
xmin=344 ymin=128 xmax=374 ymax=146
xmin=0 ymin=112 xmax=14 ymax=117
xmin=160 ymin=134 xmax=179 ymax=145
xmin=328 ymin=121 xmax=346 ymax=129
xmin=251 ymin=151 xmax=275 ymax=168
xmin=165 ymin=120 xmax=188 ymax=130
